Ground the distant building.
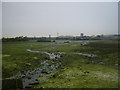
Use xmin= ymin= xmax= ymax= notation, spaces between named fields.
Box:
xmin=57 ymin=32 xmax=59 ymax=37
xmin=49 ymin=34 xmax=51 ymax=39
xmin=56 ymin=35 xmax=73 ymax=40
xmin=80 ymin=33 xmax=84 ymax=38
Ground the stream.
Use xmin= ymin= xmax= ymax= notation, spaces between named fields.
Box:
xmin=11 ymin=49 xmax=97 ymax=88
xmin=12 ymin=49 xmax=62 ymax=88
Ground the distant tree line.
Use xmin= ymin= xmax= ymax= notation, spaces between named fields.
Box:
xmin=37 ymin=37 xmax=51 ymax=42
xmin=2 ymin=36 xmax=29 ymax=42
xmin=2 ymin=34 xmax=119 ymax=42
xmin=56 ymin=37 xmax=73 ymax=40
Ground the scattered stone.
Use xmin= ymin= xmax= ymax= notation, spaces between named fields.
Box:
xmin=29 ymin=81 xmax=39 ymax=85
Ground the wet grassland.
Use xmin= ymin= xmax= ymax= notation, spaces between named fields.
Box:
xmin=2 ymin=40 xmax=119 ymax=88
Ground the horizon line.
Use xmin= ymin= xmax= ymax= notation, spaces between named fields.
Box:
xmin=2 ymin=33 xmax=119 ymax=38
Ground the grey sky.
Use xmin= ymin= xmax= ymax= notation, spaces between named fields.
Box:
xmin=2 ymin=2 xmax=118 ymax=37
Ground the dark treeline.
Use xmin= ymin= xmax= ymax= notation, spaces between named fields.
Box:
xmin=2 ymin=36 xmax=55 ymax=42
xmin=2 ymin=36 xmax=29 ymax=42
xmin=37 ymin=37 xmax=51 ymax=42
xmin=2 ymin=34 xmax=119 ymax=42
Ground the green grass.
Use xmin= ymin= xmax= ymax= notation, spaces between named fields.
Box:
xmin=2 ymin=42 xmax=49 ymax=78
xmin=34 ymin=54 xmax=118 ymax=88
xmin=2 ymin=40 xmax=119 ymax=88
xmin=33 ymin=40 xmax=119 ymax=88
xmin=2 ymin=41 xmax=80 ymax=77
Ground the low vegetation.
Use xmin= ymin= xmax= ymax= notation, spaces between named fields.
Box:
xmin=2 ymin=40 xmax=119 ymax=88
xmin=34 ymin=54 xmax=118 ymax=88
xmin=2 ymin=42 xmax=49 ymax=78
xmin=2 ymin=36 xmax=29 ymax=42
xmin=33 ymin=40 xmax=119 ymax=88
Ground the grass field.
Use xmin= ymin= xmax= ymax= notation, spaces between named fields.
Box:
xmin=2 ymin=42 xmax=49 ymax=77
xmin=34 ymin=54 xmax=118 ymax=88
xmin=2 ymin=40 xmax=119 ymax=88
xmin=2 ymin=41 xmax=80 ymax=78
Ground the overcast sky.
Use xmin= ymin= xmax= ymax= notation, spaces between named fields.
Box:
xmin=2 ymin=2 xmax=118 ymax=37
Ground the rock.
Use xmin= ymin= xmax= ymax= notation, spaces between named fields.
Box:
xmin=21 ymin=75 xmax=26 ymax=78
xmin=41 ymin=69 xmax=49 ymax=74
xmin=25 ymin=85 xmax=32 ymax=88
xmin=29 ymin=81 xmax=39 ymax=85
xmin=35 ymin=79 xmax=38 ymax=81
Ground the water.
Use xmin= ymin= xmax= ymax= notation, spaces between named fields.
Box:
xmin=74 ymin=53 xmax=97 ymax=57
xmin=26 ymin=49 xmax=60 ymax=59
xmin=12 ymin=49 xmax=62 ymax=88
xmin=11 ymin=49 xmax=97 ymax=88
xmin=26 ymin=49 xmax=97 ymax=58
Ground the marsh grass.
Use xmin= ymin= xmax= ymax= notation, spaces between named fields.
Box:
xmin=34 ymin=54 xmax=118 ymax=88
xmin=33 ymin=40 xmax=119 ymax=88
xmin=2 ymin=42 xmax=49 ymax=78
xmin=2 ymin=40 xmax=119 ymax=88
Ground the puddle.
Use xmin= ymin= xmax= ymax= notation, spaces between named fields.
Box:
xmin=26 ymin=49 xmax=40 ymax=53
xmin=27 ymin=49 xmax=97 ymax=58
xmin=74 ymin=53 xmax=97 ymax=58
xmin=26 ymin=49 xmax=61 ymax=60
